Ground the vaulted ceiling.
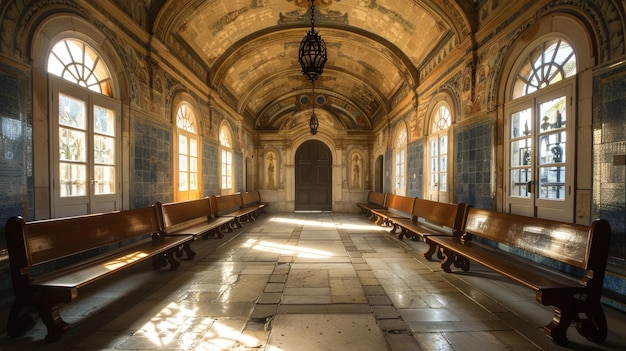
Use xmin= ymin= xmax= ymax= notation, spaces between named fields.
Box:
xmin=150 ymin=0 xmax=476 ymax=131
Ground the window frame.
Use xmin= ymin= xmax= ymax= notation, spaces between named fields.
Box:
xmin=426 ymin=102 xmax=453 ymax=203
xmin=394 ymin=124 xmax=407 ymax=195
xmin=504 ymin=36 xmax=576 ymax=222
xmin=47 ymin=37 xmax=121 ymax=217
xmin=219 ymin=123 xmax=234 ymax=194
xmin=174 ymin=101 xmax=201 ymax=201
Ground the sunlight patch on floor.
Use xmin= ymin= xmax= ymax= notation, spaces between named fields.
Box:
xmin=242 ymin=238 xmax=334 ymax=258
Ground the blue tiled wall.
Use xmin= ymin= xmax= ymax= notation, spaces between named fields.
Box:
xmin=0 ymin=64 xmax=32 ymax=251
xmin=592 ymin=64 xmax=626 ymax=309
xmin=203 ymin=140 xmax=219 ymax=196
xmin=454 ymin=119 xmax=495 ymax=209
xmin=133 ymin=119 xmax=172 ymax=207
xmin=407 ymin=140 xmax=424 ymax=198
xmin=235 ymin=151 xmax=243 ymax=193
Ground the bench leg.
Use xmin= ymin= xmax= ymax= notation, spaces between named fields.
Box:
xmin=152 ymin=250 xmax=181 ymax=271
xmin=575 ymin=303 xmax=608 ymax=344
xmin=232 ymin=217 xmax=243 ymax=229
xmin=181 ymin=241 xmax=196 ymax=259
xmin=38 ymin=297 xmax=70 ymax=342
xmin=203 ymin=227 xmax=224 ymax=239
xmin=439 ymin=249 xmax=470 ymax=273
xmin=374 ymin=215 xmax=383 ymax=226
xmin=539 ymin=292 xmax=608 ymax=345
xmin=389 ymin=223 xmax=398 ymax=234
xmin=7 ymin=297 xmax=38 ymax=338
xmin=398 ymin=228 xmax=407 ymax=240
xmin=541 ymin=304 xmax=573 ymax=345
xmin=423 ymin=240 xmax=438 ymax=260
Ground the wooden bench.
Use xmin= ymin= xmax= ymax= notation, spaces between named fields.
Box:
xmin=241 ymin=191 xmax=268 ymax=218
xmin=393 ymin=199 xmax=467 ymax=259
xmin=5 ymin=206 xmax=194 ymax=342
xmin=356 ymin=191 xmax=386 ymax=219
xmin=426 ymin=207 xmax=612 ymax=345
xmin=157 ymin=198 xmax=235 ymax=258
xmin=210 ymin=193 xmax=258 ymax=229
xmin=370 ymin=194 xmax=415 ymax=233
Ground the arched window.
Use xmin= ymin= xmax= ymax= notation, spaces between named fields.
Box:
xmin=48 ymin=38 xmax=120 ymax=217
xmin=48 ymin=39 xmax=113 ymax=96
xmin=175 ymin=102 xmax=200 ymax=200
xmin=394 ymin=125 xmax=407 ymax=195
xmin=427 ymin=103 xmax=452 ymax=202
xmin=512 ymin=39 xmax=576 ymax=98
xmin=219 ymin=124 xmax=234 ymax=193
xmin=505 ymin=37 xmax=575 ymax=221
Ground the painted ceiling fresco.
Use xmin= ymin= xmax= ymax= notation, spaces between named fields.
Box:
xmin=153 ymin=0 xmax=473 ymax=130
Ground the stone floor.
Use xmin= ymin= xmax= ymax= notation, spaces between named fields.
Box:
xmin=1 ymin=212 xmax=625 ymax=350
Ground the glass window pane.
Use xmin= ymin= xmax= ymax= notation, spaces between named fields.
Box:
xmin=539 ymin=97 xmax=566 ymax=132
xmin=510 ymin=138 xmax=531 ymax=167
xmin=59 ymin=127 xmax=86 ymax=162
xmin=94 ymin=135 xmax=115 ymax=165
xmin=179 ymin=135 xmax=188 ymax=155
xmin=510 ymin=168 xmax=531 ymax=198
xmin=94 ymin=165 xmax=115 ymax=195
xmin=439 ymin=173 xmax=447 ymax=191
xmin=59 ymin=94 xmax=86 ymax=129
xmin=538 ymin=166 xmax=565 ymax=200
xmin=430 ymin=173 xmax=438 ymax=190
xmin=179 ymin=172 xmax=188 ymax=191
xmin=539 ymin=132 xmax=565 ymax=165
xmin=94 ymin=105 xmax=115 ymax=136
xmin=189 ymin=173 xmax=198 ymax=190
xmin=179 ymin=154 xmax=188 ymax=172
xmin=510 ymin=108 xmax=532 ymax=138
xmin=190 ymin=138 xmax=198 ymax=157
xmin=190 ymin=156 xmax=197 ymax=173
xmin=60 ymin=162 xmax=87 ymax=197
xmin=439 ymin=136 xmax=447 ymax=155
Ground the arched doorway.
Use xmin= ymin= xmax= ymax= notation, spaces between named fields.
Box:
xmin=295 ymin=140 xmax=332 ymax=211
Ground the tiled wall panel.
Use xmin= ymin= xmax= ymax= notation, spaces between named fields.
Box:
xmin=454 ymin=119 xmax=495 ymax=209
xmin=407 ymin=140 xmax=424 ymax=198
xmin=133 ymin=118 xmax=172 ymax=207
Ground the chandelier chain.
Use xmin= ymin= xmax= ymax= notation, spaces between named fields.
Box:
xmin=310 ymin=0 xmax=315 ymax=30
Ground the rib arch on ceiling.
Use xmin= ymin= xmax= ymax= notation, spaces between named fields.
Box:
xmin=149 ymin=0 xmax=473 ymax=130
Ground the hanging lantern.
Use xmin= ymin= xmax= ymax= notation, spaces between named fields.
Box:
xmin=309 ymin=112 xmax=319 ymax=135
xmin=298 ymin=0 xmax=327 ymax=81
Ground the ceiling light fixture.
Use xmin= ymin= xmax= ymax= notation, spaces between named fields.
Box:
xmin=298 ymin=0 xmax=327 ymax=135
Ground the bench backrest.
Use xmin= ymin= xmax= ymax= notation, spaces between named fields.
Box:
xmin=367 ymin=191 xmax=386 ymax=207
xmin=412 ymin=199 xmax=466 ymax=235
xmin=385 ymin=194 xmax=415 ymax=215
xmin=463 ymin=207 xmax=611 ymax=272
xmin=211 ymin=194 xmax=243 ymax=216
xmin=241 ymin=191 xmax=262 ymax=206
xmin=158 ymin=198 xmax=212 ymax=231
xmin=5 ymin=206 xmax=162 ymax=268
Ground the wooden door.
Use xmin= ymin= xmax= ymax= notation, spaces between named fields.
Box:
xmin=295 ymin=140 xmax=332 ymax=211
